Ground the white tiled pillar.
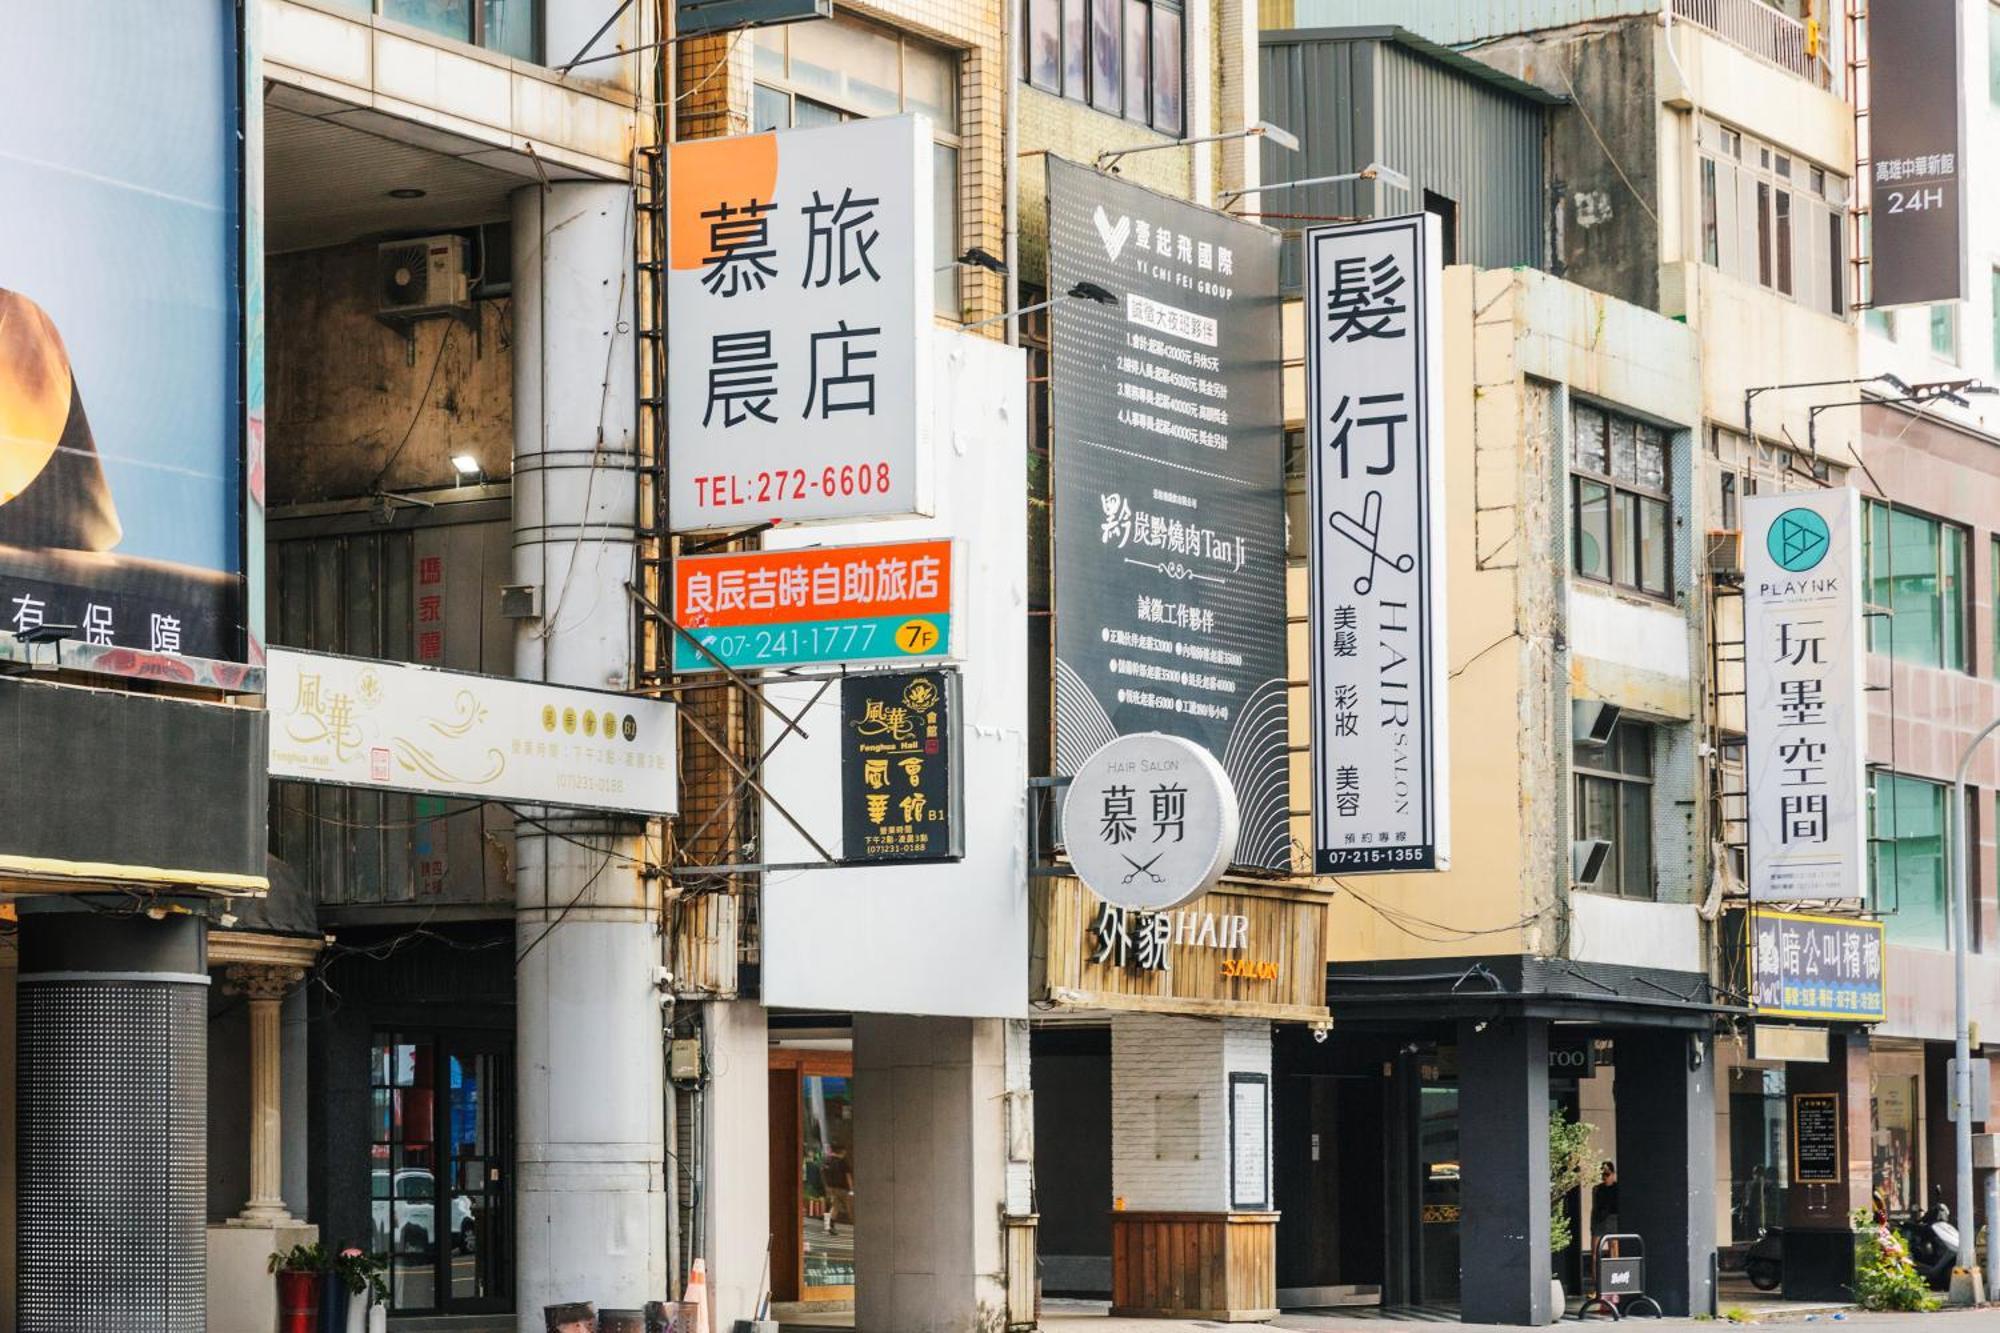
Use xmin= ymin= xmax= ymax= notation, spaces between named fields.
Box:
xmin=1110 ymin=1014 xmax=1272 ymax=1212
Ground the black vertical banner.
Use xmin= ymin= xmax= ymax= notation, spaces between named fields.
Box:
xmin=1045 ymin=157 xmax=1290 ymax=871
xmin=840 ymin=668 xmax=962 ymax=863
xmin=1869 ymin=0 xmax=1964 ymax=306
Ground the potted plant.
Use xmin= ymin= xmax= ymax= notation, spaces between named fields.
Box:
xmin=1548 ymin=1107 xmax=1596 ymax=1318
xmin=269 ymin=1242 xmax=329 ymax=1333
xmin=332 ymin=1247 xmax=390 ymax=1333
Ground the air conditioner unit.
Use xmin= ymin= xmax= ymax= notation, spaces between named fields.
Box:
xmin=1706 ymin=528 xmax=1743 ymax=576
xmin=1571 ymin=699 xmax=1621 ymax=747
xmin=377 ymin=235 xmax=471 ymax=321
xmin=1572 ymin=838 xmax=1613 ymax=887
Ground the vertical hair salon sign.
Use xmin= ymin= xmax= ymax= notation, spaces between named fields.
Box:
xmin=1305 ymin=215 xmax=1449 ymax=873
xmin=1743 ymin=490 xmax=1867 ymax=901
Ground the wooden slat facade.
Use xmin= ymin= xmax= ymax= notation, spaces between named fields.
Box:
xmin=1033 ymin=874 xmax=1331 ymax=1022
xmin=1109 ymin=1211 xmax=1279 ymax=1320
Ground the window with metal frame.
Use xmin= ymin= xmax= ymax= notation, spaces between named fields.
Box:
xmin=357 ymin=0 xmax=538 ymax=60
xmin=1929 ymin=303 xmax=1958 ymax=360
xmin=1570 ymin=402 xmax=1673 ymax=600
xmin=1696 ymin=117 xmax=1846 ymax=318
xmin=1573 ymin=720 xmax=1655 ymax=899
xmin=1868 ymin=771 xmax=1953 ymax=950
xmin=753 ymin=15 xmax=964 ymax=318
xmin=1022 ymin=0 xmax=1184 ymax=135
xmin=1862 ymin=501 xmax=1969 ymax=671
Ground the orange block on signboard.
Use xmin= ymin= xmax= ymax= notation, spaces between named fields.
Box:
xmin=674 ymin=538 xmax=952 ymax=630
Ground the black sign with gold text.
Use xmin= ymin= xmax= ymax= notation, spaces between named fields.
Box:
xmin=840 ymin=668 xmax=962 ymax=863
xmin=1792 ymin=1092 xmax=1841 ymax=1184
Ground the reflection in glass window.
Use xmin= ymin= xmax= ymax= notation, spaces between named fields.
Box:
xmin=1573 ymin=720 xmax=1656 ymax=899
xmin=1569 ymin=403 xmax=1673 ymax=599
xmin=1150 ymin=4 xmax=1183 ymax=135
xmin=1869 ymin=771 xmax=1953 ymax=950
xmin=801 ymin=1075 xmax=856 ymax=1290
xmin=752 ymin=16 xmax=964 ymax=319
xmin=1863 ymin=501 xmax=1969 ymax=670
xmin=385 ymin=0 xmax=471 ymax=42
xmin=373 ymin=0 xmax=536 ymax=58
xmin=1022 ymin=0 xmax=1184 ymax=135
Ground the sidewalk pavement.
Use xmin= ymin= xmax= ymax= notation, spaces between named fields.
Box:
xmin=1031 ymin=1298 xmax=1997 ymax=1333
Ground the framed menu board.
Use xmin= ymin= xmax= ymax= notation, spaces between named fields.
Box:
xmin=1792 ymin=1092 xmax=1842 ymax=1184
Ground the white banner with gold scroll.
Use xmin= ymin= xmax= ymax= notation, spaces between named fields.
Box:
xmin=266 ymin=648 xmax=676 ymax=816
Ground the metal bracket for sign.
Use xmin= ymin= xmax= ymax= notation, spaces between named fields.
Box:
xmin=1026 ymin=775 xmax=1073 ymax=878
xmin=625 ymin=581 xmax=844 ymax=877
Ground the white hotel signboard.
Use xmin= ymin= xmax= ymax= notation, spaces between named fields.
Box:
xmin=266 ymin=648 xmax=677 ymax=816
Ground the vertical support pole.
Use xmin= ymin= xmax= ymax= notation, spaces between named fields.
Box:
xmin=16 ymin=911 xmax=209 ymax=1332
xmin=1458 ymin=1018 xmax=1551 ymax=1326
xmin=511 ymin=179 xmax=664 ymax=1328
xmin=1612 ymin=1028 xmax=1716 ymax=1315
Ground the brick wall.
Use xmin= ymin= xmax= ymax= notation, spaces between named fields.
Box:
xmin=1110 ymin=1014 xmax=1271 ymax=1211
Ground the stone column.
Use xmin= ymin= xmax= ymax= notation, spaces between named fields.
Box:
xmin=1458 ymin=1017 xmax=1551 ymax=1326
xmin=853 ymin=1014 xmax=1013 ymax=1333
xmin=511 ymin=179 xmax=665 ymax=1327
xmin=222 ymin=962 xmax=306 ymax=1225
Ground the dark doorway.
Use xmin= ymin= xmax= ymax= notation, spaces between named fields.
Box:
xmin=1423 ymin=190 xmax=1460 ymax=266
xmin=1031 ymin=1026 xmax=1112 ymax=1296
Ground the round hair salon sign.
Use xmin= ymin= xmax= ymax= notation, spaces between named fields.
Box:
xmin=1062 ymin=732 xmax=1240 ymax=911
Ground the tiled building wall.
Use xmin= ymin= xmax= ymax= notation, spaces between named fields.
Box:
xmin=1858 ymin=404 xmax=2000 ymax=953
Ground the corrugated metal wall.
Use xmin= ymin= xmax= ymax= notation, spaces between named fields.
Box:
xmin=1376 ymin=42 xmax=1546 ymax=269
xmin=1284 ymin=0 xmax=1658 ymax=44
xmin=1261 ymin=33 xmax=1547 ymax=288
xmin=266 ymin=500 xmax=517 ymax=910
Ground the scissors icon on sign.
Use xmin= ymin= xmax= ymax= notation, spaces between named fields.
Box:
xmin=1327 ymin=489 xmax=1414 ymax=595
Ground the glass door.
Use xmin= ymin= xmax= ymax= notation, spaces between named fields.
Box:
xmin=371 ymin=1030 xmax=512 ymax=1316
xmin=444 ymin=1034 xmax=511 ymax=1312
xmin=801 ymin=1072 xmax=856 ymax=1298
xmin=1415 ymin=1082 xmax=1462 ymax=1307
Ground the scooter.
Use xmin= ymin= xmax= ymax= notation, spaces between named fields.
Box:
xmin=1743 ymin=1228 xmax=1783 ymax=1292
xmin=1893 ymin=1201 xmax=1959 ymax=1292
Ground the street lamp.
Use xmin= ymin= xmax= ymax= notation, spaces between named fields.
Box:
xmin=1094 ymin=120 xmax=1298 ymax=173
xmin=1217 ymin=161 xmax=1411 ymax=212
xmin=963 ymin=280 xmax=1118 ymax=331
xmin=1805 ymin=381 xmax=1998 ymax=462
xmin=1950 ymin=719 xmax=2000 ymax=1292
xmin=935 ymin=247 xmax=1008 ymax=275
xmin=1741 ymin=372 xmax=1908 ymax=447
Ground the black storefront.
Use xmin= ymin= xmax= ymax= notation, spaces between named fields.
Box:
xmin=1275 ymin=956 xmax=1739 ymax=1323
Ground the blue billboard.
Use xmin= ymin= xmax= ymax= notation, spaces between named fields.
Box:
xmin=0 ymin=3 xmax=245 ymax=661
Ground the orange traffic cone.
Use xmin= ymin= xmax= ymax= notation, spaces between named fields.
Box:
xmin=682 ymin=1259 xmax=711 ymax=1333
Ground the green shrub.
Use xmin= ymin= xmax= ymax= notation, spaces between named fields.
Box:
xmin=1549 ymin=1107 xmax=1595 ymax=1255
xmin=1850 ymin=1209 xmax=1942 ymax=1312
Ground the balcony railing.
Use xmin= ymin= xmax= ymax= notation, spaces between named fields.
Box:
xmin=1671 ymin=0 xmax=1832 ymax=90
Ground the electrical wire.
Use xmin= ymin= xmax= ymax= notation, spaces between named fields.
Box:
xmin=514 ymin=842 xmax=623 ymax=965
xmin=1332 ymin=875 xmax=1553 ymax=945
xmin=366 ymin=320 xmax=457 ymax=495
xmin=1555 ymin=52 xmax=1660 ymax=229
xmin=532 ymin=192 xmax=637 ymax=642
xmin=671 ymin=30 xmax=745 ymax=107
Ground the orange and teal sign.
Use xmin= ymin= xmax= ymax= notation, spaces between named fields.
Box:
xmin=673 ymin=538 xmax=952 ymax=671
